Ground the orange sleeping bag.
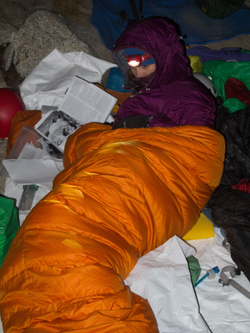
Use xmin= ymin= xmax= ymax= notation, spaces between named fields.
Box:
xmin=0 ymin=123 xmax=225 ymax=332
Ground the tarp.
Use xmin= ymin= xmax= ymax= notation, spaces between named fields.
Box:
xmin=91 ymin=0 xmax=250 ymax=49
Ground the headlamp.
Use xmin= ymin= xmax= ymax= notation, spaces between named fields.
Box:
xmin=125 ymin=53 xmax=151 ymax=67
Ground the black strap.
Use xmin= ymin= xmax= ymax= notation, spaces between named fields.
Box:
xmin=129 ymin=0 xmax=140 ymax=21
xmin=113 ymin=115 xmax=152 ymax=129
xmin=118 ymin=0 xmax=144 ymax=26
xmin=139 ymin=0 xmax=144 ymax=19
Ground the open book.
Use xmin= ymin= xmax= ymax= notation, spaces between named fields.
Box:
xmin=34 ymin=76 xmax=118 ymax=152
xmin=3 ymin=77 xmax=118 ymax=185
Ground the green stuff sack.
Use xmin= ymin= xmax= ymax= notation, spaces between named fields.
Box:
xmin=202 ymin=60 xmax=250 ymax=112
xmin=194 ymin=0 xmax=245 ymax=19
xmin=0 ymin=195 xmax=19 ymax=266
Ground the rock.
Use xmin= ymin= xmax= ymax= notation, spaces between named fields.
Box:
xmin=52 ymin=0 xmax=113 ymax=62
xmin=0 ymin=1 xmax=113 ymax=90
xmin=0 ymin=72 xmax=7 ymax=89
xmin=10 ymin=10 xmax=91 ymax=78
xmin=4 ymin=44 xmax=15 ymax=71
xmin=0 ymin=23 xmax=17 ymax=46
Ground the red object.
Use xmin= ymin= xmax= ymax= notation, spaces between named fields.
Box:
xmin=124 ymin=53 xmax=151 ymax=67
xmin=0 ymin=88 xmax=25 ymax=138
xmin=231 ymin=178 xmax=250 ymax=193
xmin=225 ymin=78 xmax=250 ymax=106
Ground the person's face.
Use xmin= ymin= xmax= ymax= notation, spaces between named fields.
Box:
xmin=130 ymin=64 xmax=156 ymax=78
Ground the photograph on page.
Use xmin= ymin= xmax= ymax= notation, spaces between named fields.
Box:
xmin=34 ymin=110 xmax=81 ymax=153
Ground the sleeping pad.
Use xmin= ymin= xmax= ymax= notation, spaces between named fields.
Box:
xmin=0 ymin=123 xmax=225 ymax=332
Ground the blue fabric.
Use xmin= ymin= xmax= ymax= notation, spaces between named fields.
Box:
xmin=105 ymin=67 xmax=128 ymax=92
xmin=91 ymin=0 xmax=250 ymax=50
xmin=124 ymin=48 xmax=145 ymax=55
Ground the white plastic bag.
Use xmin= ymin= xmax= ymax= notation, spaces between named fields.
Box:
xmin=20 ymin=49 xmax=116 ymax=110
xmin=125 ymin=236 xmax=210 ymax=333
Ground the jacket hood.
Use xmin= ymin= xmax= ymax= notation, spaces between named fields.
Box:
xmin=112 ymin=17 xmax=191 ymax=90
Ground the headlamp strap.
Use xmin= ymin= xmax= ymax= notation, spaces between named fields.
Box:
xmin=125 ymin=53 xmax=151 ymax=67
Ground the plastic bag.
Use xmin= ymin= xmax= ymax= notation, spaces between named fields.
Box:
xmin=125 ymin=236 xmax=210 ymax=333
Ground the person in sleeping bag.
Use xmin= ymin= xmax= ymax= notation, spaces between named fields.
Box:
xmin=112 ymin=16 xmax=217 ymax=129
xmin=0 ymin=16 xmax=225 ymax=333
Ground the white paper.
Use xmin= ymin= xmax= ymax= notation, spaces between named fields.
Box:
xmin=18 ymin=143 xmax=44 ymax=160
xmin=3 ymin=159 xmax=61 ymax=184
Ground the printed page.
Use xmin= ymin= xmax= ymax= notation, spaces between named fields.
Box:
xmin=59 ymin=76 xmax=117 ymax=124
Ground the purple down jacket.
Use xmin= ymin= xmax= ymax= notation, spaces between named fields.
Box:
xmin=112 ymin=17 xmax=216 ymax=128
